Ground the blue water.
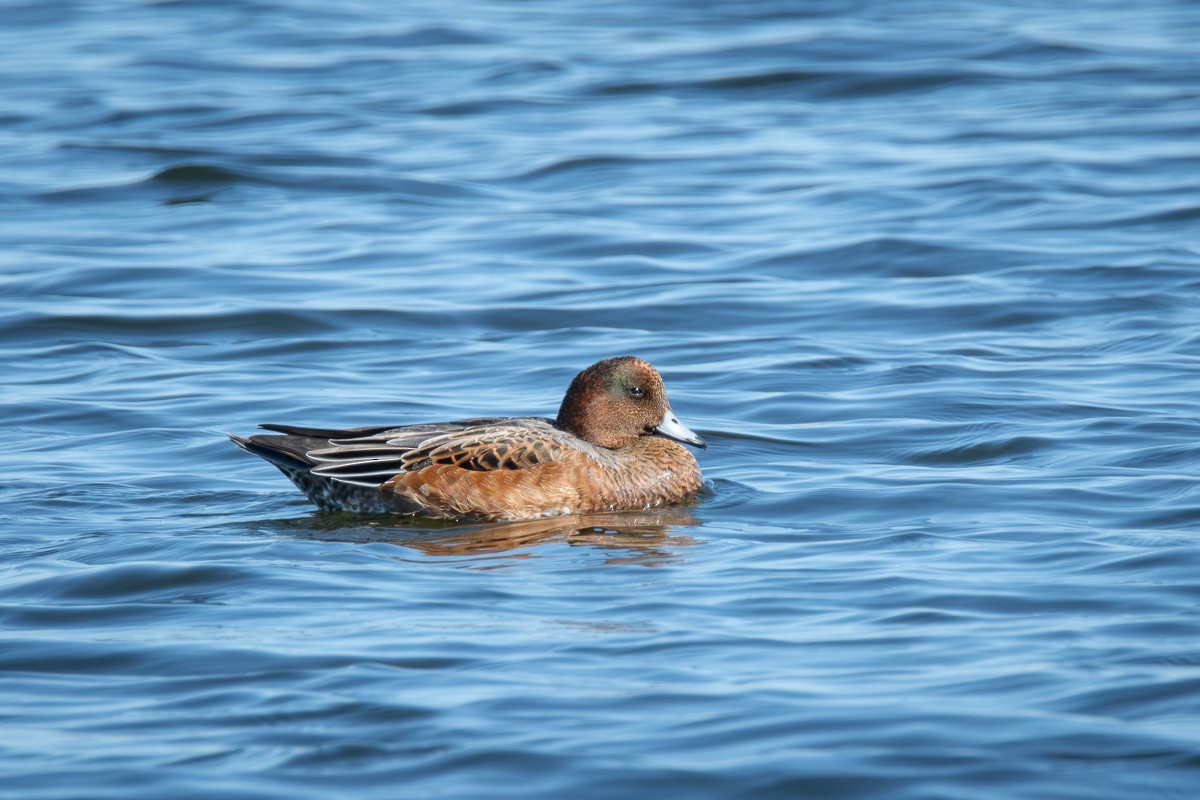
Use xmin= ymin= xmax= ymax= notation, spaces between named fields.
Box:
xmin=4 ymin=1 xmax=1200 ymax=797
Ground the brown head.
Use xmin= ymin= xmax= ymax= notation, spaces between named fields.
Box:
xmin=555 ymin=356 xmax=706 ymax=450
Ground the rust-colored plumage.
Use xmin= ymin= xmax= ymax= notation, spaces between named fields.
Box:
xmin=229 ymin=357 xmax=706 ymax=521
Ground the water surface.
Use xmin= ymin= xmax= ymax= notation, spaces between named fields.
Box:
xmin=3 ymin=1 xmax=1200 ymax=798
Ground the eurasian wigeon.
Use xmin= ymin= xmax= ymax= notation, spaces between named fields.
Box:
xmin=229 ymin=356 xmax=706 ymax=520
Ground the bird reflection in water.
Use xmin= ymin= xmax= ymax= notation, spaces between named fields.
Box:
xmin=286 ymin=508 xmax=702 ymax=566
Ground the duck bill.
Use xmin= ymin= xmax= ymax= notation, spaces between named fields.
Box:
xmin=653 ymin=406 xmax=706 ymax=449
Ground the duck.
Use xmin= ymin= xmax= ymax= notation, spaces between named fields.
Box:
xmin=229 ymin=356 xmax=706 ymax=520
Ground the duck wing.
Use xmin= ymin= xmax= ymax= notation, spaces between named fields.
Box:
xmin=237 ymin=417 xmax=569 ymax=488
xmin=393 ymin=419 xmax=571 ymax=473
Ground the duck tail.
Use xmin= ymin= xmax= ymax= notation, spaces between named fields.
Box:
xmin=228 ymin=432 xmax=314 ymax=471
xmin=228 ymin=431 xmax=403 ymax=514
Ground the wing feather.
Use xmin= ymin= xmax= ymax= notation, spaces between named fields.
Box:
xmin=301 ymin=417 xmax=575 ymax=486
xmin=396 ymin=420 xmax=576 ymax=473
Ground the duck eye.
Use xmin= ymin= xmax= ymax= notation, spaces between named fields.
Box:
xmin=628 ymin=386 xmax=645 ymax=399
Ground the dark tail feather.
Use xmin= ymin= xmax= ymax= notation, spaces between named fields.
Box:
xmin=257 ymin=423 xmax=396 ymax=438
xmin=228 ymin=432 xmax=316 ymax=471
xmin=228 ymin=432 xmax=401 ymax=513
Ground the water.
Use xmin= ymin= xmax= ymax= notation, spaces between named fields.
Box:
xmin=3 ymin=1 xmax=1200 ymax=797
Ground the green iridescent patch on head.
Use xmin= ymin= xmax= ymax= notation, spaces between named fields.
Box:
xmin=607 ymin=365 xmax=639 ymax=393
